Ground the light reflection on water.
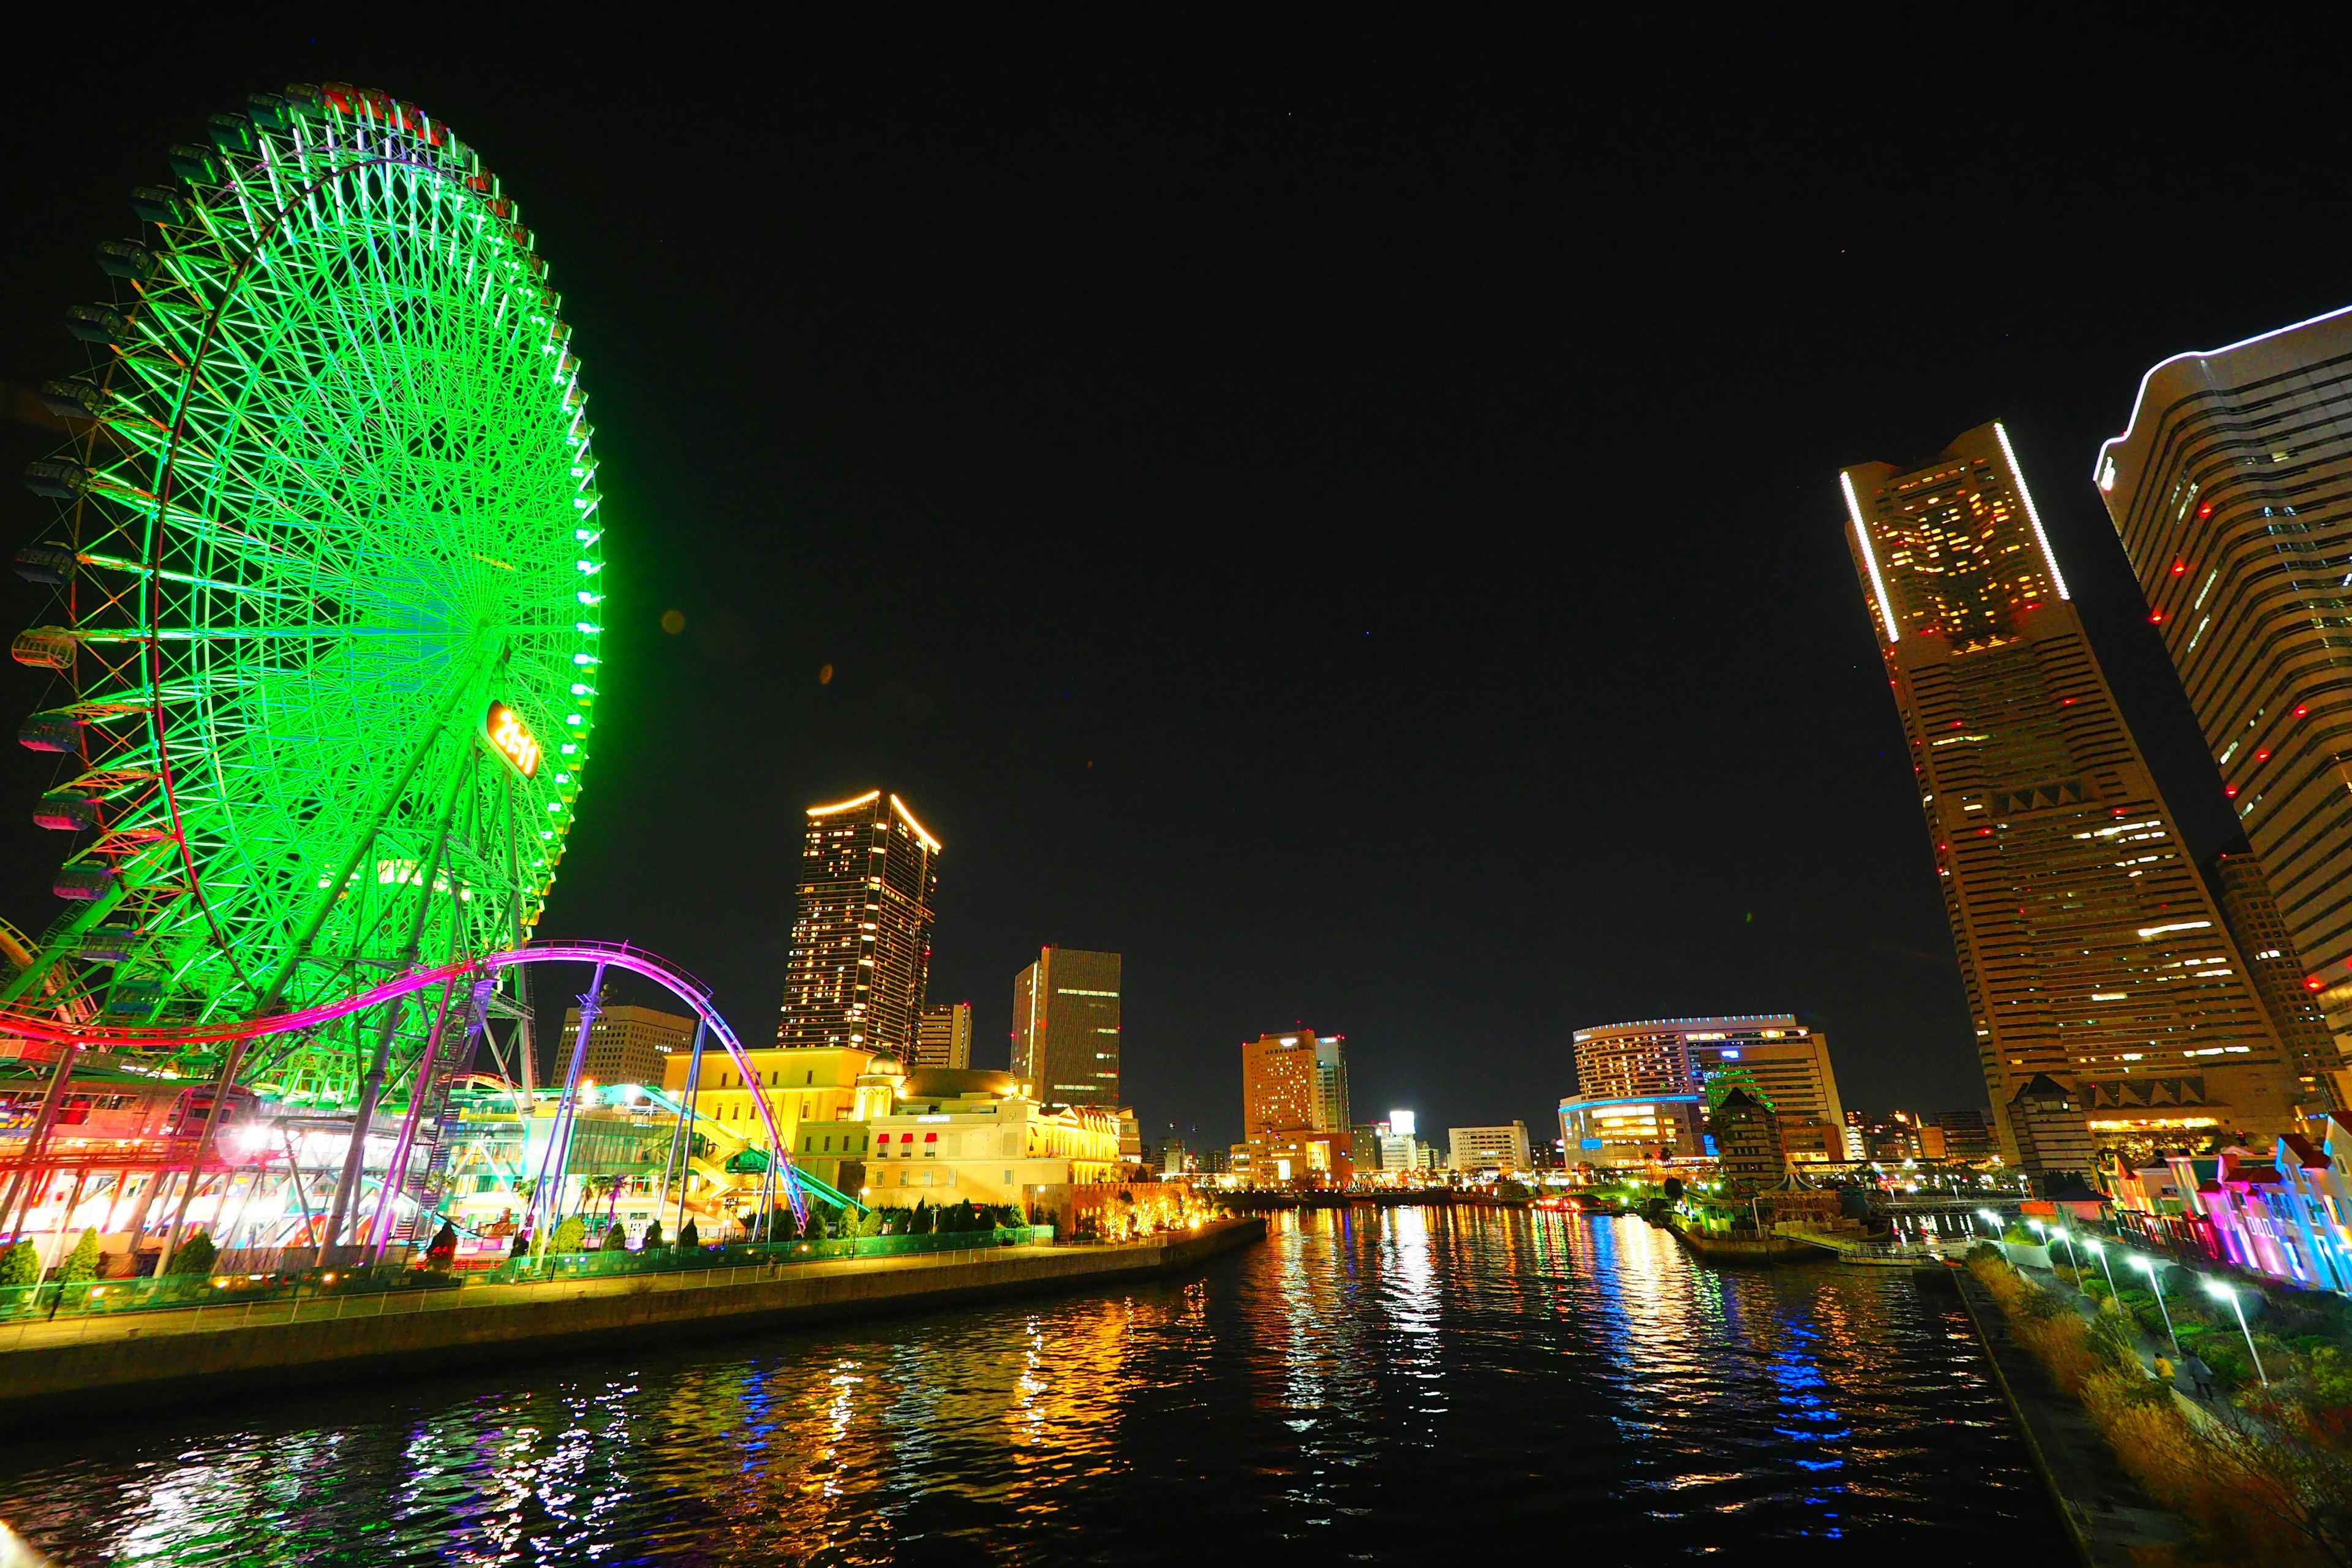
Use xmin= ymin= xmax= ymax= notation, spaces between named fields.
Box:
xmin=0 ymin=1210 xmax=2063 ymax=1565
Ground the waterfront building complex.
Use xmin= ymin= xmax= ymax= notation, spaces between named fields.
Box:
xmin=557 ymin=1003 xmax=695 ymax=1089
xmin=1842 ymin=422 xmax=2298 ymax=1163
xmin=777 ymin=791 xmax=941 ymax=1057
xmin=1569 ymin=1015 xmax=1846 ymax=1164
xmin=1011 ymin=947 xmax=1122 ymax=1106
xmin=2095 ymin=314 xmax=2352 ymax=1088
xmin=809 ymin=1063 xmax=1120 ymax=1208
xmin=1240 ymin=1030 xmax=1352 ymax=1185
xmin=1446 ymin=1122 xmax=1531 ymax=1173
xmin=917 ymin=1001 xmax=974 ymax=1071
xmin=1558 ymin=1095 xmax=1708 ymax=1165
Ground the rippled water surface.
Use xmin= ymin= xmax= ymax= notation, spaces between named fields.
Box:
xmin=0 ymin=1210 xmax=2065 ymax=1565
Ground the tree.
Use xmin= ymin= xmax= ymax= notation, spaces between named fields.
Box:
xmin=1662 ymin=1177 xmax=1686 ymax=1203
xmin=550 ymin=1215 xmax=587 ymax=1254
xmin=58 ymin=1228 xmax=101 ymax=1284
xmin=167 ymin=1230 xmax=216 ymax=1276
xmin=911 ymin=1200 xmax=934 ymax=1235
xmin=679 ymin=1218 xmax=700 ymax=1250
xmin=600 ymin=1223 xmax=628 ymax=1252
xmin=426 ymin=1222 xmax=459 ymax=1268
xmin=642 ymin=1217 xmax=664 ymax=1250
xmin=0 ymin=1239 xmax=39 ymax=1289
xmin=857 ymin=1207 xmax=883 ymax=1238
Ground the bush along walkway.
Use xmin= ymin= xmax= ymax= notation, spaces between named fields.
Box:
xmin=1964 ymin=1243 xmax=2352 ymax=1565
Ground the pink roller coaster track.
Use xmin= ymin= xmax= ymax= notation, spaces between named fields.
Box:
xmin=0 ymin=940 xmax=806 ymax=1229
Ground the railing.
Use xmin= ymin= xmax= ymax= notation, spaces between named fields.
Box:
xmin=0 ymin=1226 xmax=1053 ymax=1351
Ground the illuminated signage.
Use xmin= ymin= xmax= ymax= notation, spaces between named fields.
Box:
xmin=484 ymin=701 xmax=541 ymax=777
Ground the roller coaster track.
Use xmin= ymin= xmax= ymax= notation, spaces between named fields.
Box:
xmin=0 ymin=940 xmax=812 ymax=1229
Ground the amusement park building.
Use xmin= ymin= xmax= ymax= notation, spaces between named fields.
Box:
xmin=777 ymin=790 xmax=940 ymax=1058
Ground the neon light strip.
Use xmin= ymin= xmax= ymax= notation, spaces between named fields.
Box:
xmin=807 ymin=790 xmax=882 ymax=817
xmin=889 ymin=793 xmax=940 ymax=851
xmin=2092 ymin=300 xmax=2352 ymax=483
xmin=0 ymin=940 xmax=810 ymax=1216
xmin=1841 ymin=470 xmax=1900 ymax=641
xmin=1994 ymin=422 xmax=2070 ymax=601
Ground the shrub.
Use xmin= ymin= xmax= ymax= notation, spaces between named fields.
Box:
xmin=600 ymin=1223 xmax=627 ymax=1253
xmin=1966 ymin=1241 xmax=2003 ymax=1267
xmin=857 ymin=1208 xmax=883 ymax=1238
xmin=549 ymin=1216 xmax=587 ymax=1254
xmin=678 ymin=1218 xmax=699 ymax=1250
xmin=0 ymin=1240 xmax=39 ymax=1288
xmin=167 ymin=1230 xmax=216 ymax=1276
xmin=642 ymin=1218 xmax=664 ymax=1250
xmin=58 ymin=1228 xmax=100 ymax=1284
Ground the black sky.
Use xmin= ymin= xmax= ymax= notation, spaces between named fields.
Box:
xmin=2 ymin=19 xmax=2348 ymax=1151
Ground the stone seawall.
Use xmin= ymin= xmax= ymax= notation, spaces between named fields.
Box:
xmin=0 ymin=1218 xmax=1266 ymax=1425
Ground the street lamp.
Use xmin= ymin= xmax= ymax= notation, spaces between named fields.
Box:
xmin=1975 ymin=1207 xmax=2002 ymax=1238
xmin=2082 ymin=1237 xmax=2118 ymax=1298
xmin=2201 ymin=1279 xmax=2269 ymax=1386
xmin=2128 ymin=1254 xmax=2178 ymax=1357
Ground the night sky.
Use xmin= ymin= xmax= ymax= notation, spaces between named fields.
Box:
xmin=3 ymin=21 xmax=2350 ymax=1152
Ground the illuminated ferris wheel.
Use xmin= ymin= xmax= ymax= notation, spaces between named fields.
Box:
xmin=13 ymin=82 xmax=602 ymax=1106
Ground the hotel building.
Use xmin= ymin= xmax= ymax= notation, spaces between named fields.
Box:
xmin=2095 ymin=310 xmax=2352 ymax=1088
xmin=1571 ymin=1015 xmax=1846 ymax=1161
xmin=1010 ymin=946 xmax=1121 ymax=1106
xmin=1240 ymin=1030 xmax=1352 ymax=1185
xmin=776 ymin=790 xmax=940 ymax=1057
xmin=1842 ymin=422 xmax=2296 ymax=1161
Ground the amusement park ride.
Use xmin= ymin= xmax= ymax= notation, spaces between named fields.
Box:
xmin=0 ymin=85 xmax=810 ymax=1269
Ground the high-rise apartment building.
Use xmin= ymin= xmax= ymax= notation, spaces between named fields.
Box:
xmin=558 ymin=1003 xmax=696 ymax=1088
xmin=777 ymin=791 xmax=940 ymax=1057
xmin=1010 ymin=947 xmax=1121 ymax=1105
xmin=1842 ymin=422 xmax=2297 ymax=1161
xmin=2095 ymin=308 xmax=2352 ymax=1080
xmin=916 ymin=1001 xmax=973 ymax=1071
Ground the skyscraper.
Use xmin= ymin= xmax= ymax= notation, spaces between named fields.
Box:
xmin=1009 ymin=946 xmax=1121 ymax=1105
xmin=916 ymin=1001 xmax=973 ymax=1071
xmin=2214 ymin=850 xmax=2340 ymax=1107
xmin=1841 ymin=422 xmax=2296 ymax=1163
xmin=2095 ymin=307 xmax=2352 ymax=1076
xmin=776 ymin=790 xmax=940 ymax=1057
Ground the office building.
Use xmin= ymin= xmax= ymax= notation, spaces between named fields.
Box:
xmin=777 ymin=791 xmax=940 ymax=1058
xmin=916 ymin=1001 xmax=973 ymax=1071
xmin=1558 ymin=1095 xmax=1708 ymax=1165
xmin=558 ymin=1003 xmax=695 ymax=1088
xmin=1574 ymin=1015 xmax=1845 ymax=1165
xmin=1010 ymin=947 xmax=1121 ymax=1106
xmin=1447 ymin=1121 xmax=1531 ymax=1173
xmin=1314 ymin=1037 xmax=1351 ymax=1136
xmin=1240 ymin=1030 xmax=1351 ymax=1186
xmin=2214 ymin=850 xmax=2340 ymax=1108
xmin=2095 ymin=307 xmax=2352 ymax=1065
xmin=1842 ymin=422 xmax=2297 ymax=1157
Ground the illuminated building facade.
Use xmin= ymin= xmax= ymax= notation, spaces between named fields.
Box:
xmin=559 ymin=1002 xmax=695 ymax=1088
xmin=2095 ymin=307 xmax=2352 ymax=1071
xmin=1573 ymin=1015 xmax=1846 ymax=1163
xmin=1708 ymin=1088 xmax=1787 ymax=1195
xmin=1842 ymin=422 xmax=2296 ymax=1158
xmin=1010 ymin=946 xmax=1121 ymax=1106
xmin=916 ymin=1001 xmax=973 ymax=1071
xmin=1240 ymin=1030 xmax=1352 ymax=1185
xmin=1557 ymin=1094 xmax=1708 ymax=1165
xmin=1446 ymin=1122 xmax=1531 ymax=1173
xmin=777 ymin=791 xmax=940 ymax=1057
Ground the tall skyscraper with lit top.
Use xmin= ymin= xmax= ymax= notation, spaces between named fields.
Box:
xmin=1841 ymin=421 xmax=2294 ymax=1162
xmin=777 ymin=790 xmax=939 ymax=1057
xmin=2095 ymin=307 xmax=2352 ymax=1084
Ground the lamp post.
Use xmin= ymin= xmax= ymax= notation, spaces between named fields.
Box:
xmin=1975 ymin=1207 xmax=2002 ymax=1238
xmin=2129 ymin=1254 xmax=2178 ymax=1357
xmin=2082 ymin=1237 xmax=2119 ymax=1298
xmin=2201 ymin=1280 xmax=2268 ymax=1385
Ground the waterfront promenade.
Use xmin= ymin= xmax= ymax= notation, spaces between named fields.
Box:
xmin=0 ymin=1217 xmax=1265 ymax=1422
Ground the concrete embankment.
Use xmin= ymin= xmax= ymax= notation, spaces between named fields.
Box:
xmin=0 ymin=1218 xmax=1265 ymax=1425
xmin=1953 ymin=1268 xmax=2185 ymax=1566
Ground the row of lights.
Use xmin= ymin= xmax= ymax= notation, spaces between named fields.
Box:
xmin=1973 ymin=1208 xmax=2266 ymax=1384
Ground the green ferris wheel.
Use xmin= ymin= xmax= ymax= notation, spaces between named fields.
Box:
xmin=13 ymin=83 xmax=602 ymax=1105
